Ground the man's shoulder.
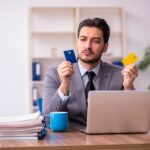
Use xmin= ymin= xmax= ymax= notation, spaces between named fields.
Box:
xmin=101 ymin=62 xmax=124 ymax=90
xmin=47 ymin=65 xmax=58 ymax=71
xmin=46 ymin=65 xmax=58 ymax=76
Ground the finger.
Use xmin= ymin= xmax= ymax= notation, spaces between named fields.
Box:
xmin=124 ymin=64 xmax=138 ymax=71
xmin=132 ymin=66 xmax=138 ymax=74
xmin=59 ymin=65 xmax=74 ymax=73
xmin=121 ymin=68 xmax=138 ymax=77
xmin=58 ymin=63 xmax=73 ymax=71
xmin=121 ymin=65 xmax=138 ymax=75
xmin=122 ymin=70 xmax=137 ymax=79
xmin=59 ymin=60 xmax=71 ymax=67
xmin=63 ymin=71 xmax=74 ymax=77
xmin=122 ymin=72 xmax=132 ymax=80
xmin=122 ymin=68 xmax=136 ymax=76
xmin=60 ymin=69 xmax=74 ymax=78
xmin=59 ymin=66 xmax=73 ymax=72
xmin=61 ymin=67 xmax=74 ymax=74
xmin=63 ymin=61 xmax=73 ymax=67
xmin=127 ymin=65 xmax=138 ymax=74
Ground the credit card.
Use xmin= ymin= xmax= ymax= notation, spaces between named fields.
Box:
xmin=64 ymin=49 xmax=77 ymax=63
xmin=122 ymin=53 xmax=139 ymax=66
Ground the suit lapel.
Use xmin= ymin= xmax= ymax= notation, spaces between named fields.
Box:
xmin=70 ymin=63 xmax=87 ymax=121
xmin=70 ymin=62 xmax=113 ymax=122
xmin=98 ymin=61 xmax=113 ymax=90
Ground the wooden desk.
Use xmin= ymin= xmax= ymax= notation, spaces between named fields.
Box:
xmin=1 ymin=129 xmax=150 ymax=150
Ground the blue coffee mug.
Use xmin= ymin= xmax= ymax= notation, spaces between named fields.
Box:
xmin=50 ymin=112 xmax=68 ymax=132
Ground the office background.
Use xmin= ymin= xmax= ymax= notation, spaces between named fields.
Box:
xmin=0 ymin=0 xmax=150 ymax=116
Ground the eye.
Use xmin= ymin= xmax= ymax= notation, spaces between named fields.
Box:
xmin=80 ymin=38 xmax=86 ymax=41
xmin=93 ymin=40 xmax=101 ymax=44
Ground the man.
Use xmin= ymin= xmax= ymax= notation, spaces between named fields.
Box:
xmin=43 ymin=18 xmax=138 ymax=126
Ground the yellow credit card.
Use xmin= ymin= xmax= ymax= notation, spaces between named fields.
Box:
xmin=122 ymin=53 xmax=139 ymax=66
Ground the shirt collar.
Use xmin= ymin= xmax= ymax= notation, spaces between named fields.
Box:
xmin=78 ymin=60 xmax=100 ymax=78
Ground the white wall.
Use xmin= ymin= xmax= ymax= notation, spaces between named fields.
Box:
xmin=0 ymin=0 xmax=30 ymax=116
xmin=0 ymin=0 xmax=149 ymax=116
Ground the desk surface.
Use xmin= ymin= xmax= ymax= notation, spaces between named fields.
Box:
xmin=1 ymin=129 xmax=150 ymax=150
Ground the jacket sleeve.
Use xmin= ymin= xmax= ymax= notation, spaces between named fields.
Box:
xmin=43 ymin=67 xmax=69 ymax=116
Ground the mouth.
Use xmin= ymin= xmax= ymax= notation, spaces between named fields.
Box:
xmin=82 ymin=50 xmax=94 ymax=56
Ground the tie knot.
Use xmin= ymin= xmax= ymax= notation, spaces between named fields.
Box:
xmin=87 ymin=71 xmax=95 ymax=80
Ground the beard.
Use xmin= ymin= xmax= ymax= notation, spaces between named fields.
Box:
xmin=78 ymin=53 xmax=102 ymax=64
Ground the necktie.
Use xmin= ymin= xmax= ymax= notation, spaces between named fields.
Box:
xmin=85 ymin=71 xmax=95 ymax=99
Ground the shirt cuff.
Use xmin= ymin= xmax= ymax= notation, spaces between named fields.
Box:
xmin=58 ymin=88 xmax=71 ymax=101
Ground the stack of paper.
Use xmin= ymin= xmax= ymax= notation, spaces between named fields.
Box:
xmin=0 ymin=111 xmax=47 ymax=140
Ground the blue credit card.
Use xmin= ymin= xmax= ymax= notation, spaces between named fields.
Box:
xmin=64 ymin=50 xmax=77 ymax=63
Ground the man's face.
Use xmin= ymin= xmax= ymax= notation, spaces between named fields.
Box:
xmin=77 ymin=26 xmax=108 ymax=64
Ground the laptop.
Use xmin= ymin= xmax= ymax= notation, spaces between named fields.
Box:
xmin=83 ymin=91 xmax=150 ymax=134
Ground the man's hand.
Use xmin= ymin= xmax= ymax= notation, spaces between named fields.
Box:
xmin=57 ymin=61 xmax=74 ymax=95
xmin=121 ymin=64 xmax=138 ymax=90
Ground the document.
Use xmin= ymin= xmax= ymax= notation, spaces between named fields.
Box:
xmin=0 ymin=111 xmax=40 ymax=122
xmin=0 ymin=111 xmax=47 ymax=140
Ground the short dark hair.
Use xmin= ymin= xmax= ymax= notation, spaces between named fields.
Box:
xmin=78 ymin=18 xmax=110 ymax=43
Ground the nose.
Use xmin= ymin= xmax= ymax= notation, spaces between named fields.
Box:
xmin=85 ymin=40 xmax=92 ymax=50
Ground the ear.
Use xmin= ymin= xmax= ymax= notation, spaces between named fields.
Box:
xmin=103 ymin=43 xmax=108 ymax=53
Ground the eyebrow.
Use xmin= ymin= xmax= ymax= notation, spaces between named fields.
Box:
xmin=79 ymin=35 xmax=102 ymax=40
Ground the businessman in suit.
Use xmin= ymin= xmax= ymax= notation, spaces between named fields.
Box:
xmin=43 ymin=18 xmax=138 ymax=126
